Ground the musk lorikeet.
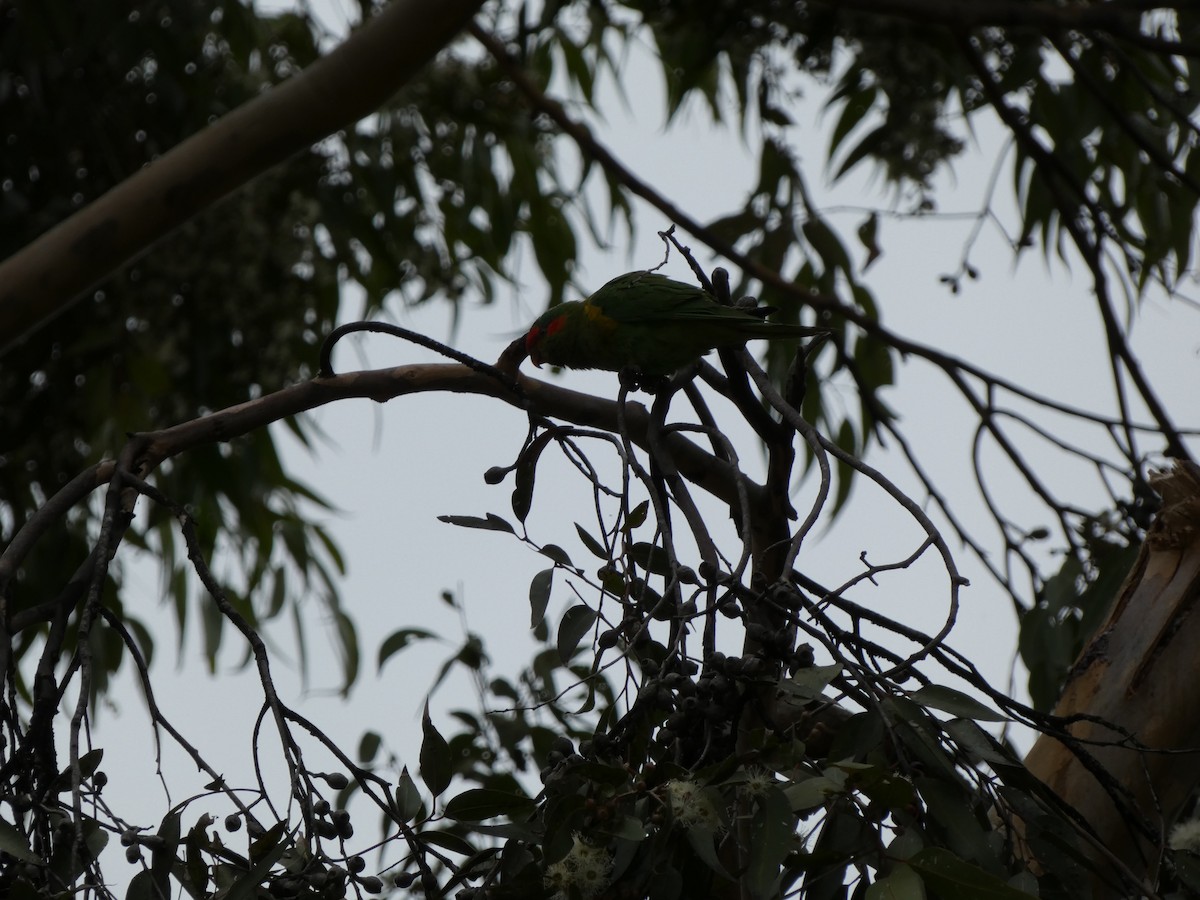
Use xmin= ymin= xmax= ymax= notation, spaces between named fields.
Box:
xmin=523 ymin=271 xmax=828 ymax=377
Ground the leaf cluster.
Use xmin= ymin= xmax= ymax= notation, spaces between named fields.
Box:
xmin=0 ymin=0 xmax=351 ymax=683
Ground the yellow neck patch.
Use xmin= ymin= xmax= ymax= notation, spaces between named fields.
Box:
xmin=582 ymin=302 xmax=617 ymax=330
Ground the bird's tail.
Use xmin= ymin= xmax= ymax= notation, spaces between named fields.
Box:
xmin=740 ymin=322 xmax=830 ymax=339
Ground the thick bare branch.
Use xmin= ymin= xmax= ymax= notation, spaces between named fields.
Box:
xmin=0 ymin=0 xmax=486 ymax=353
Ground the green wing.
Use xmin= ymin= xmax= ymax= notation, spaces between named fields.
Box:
xmin=586 ymin=272 xmax=742 ymax=324
xmin=588 ymin=271 xmax=824 ymax=328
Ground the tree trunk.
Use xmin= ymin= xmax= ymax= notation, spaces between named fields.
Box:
xmin=1024 ymin=460 xmax=1200 ymax=894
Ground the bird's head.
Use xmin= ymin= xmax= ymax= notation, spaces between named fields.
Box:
xmin=524 ymin=308 xmax=569 ymax=368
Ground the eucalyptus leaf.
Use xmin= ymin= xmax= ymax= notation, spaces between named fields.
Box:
xmin=0 ymin=818 xmax=39 ymax=864
xmin=556 ymin=604 xmax=598 ymax=663
xmin=529 ymin=567 xmax=554 ymax=628
xmin=909 ymin=848 xmax=1038 ymax=900
xmin=420 ymin=704 xmax=452 ymax=797
xmin=910 ymin=685 xmax=1006 ymax=723
xmin=445 ymin=788 xmax=537 ymax=822
xmin=865 ymin=865 xmax=925 ymax=900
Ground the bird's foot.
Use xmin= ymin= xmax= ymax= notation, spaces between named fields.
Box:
xmin=617 ymin=367 xmax=641 ymax=393
xmin=617 ymin=368 xmax=671 ymax=394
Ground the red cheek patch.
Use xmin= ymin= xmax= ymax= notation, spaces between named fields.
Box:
xmin=525 ymin=326 xmax=542 ymax=353
xmin=546 ymin=316 xmax=567 ymax=337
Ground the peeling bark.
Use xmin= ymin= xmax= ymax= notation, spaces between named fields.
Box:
xmin=1024 ymin=461 xmax=1200 ymax=893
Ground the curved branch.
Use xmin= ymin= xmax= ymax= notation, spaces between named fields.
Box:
xmin=0 ymin=461 xmax=115 ymax=600
xmin=120 ymin=363 xmax=756 ymax=518
xmin=0 ymin=358 xmax=765 ymax=644
xmin=743 ymin=352 xmax=968 ymax=672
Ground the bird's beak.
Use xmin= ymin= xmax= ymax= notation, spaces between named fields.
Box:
xmin=524 ymin=328 xmax=543 ymax=368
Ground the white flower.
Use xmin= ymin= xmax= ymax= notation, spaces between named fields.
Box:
xmin=667 ymin=778 xmax=718 ymax=828
xmin=1170 ymin=818 xmax=1200 ymax=853
xmin=741 ymin=767 xmax=777 ymax=800
xmin=544 ymin=833 xmax=613 ymax=899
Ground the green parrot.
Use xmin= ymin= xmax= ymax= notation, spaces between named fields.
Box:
xmin=523 ymin=271 xmax=828 ymax=377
